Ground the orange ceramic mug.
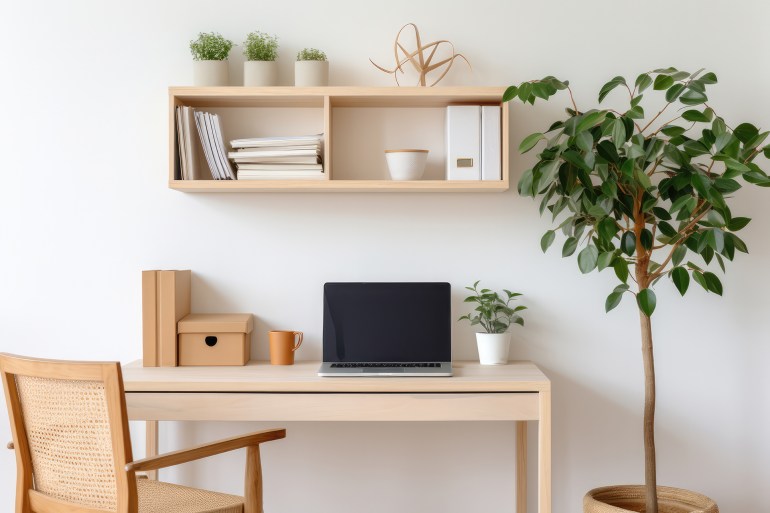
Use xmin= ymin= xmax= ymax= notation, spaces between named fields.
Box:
xmin=268 ymin=331 xmax=303 ymax=365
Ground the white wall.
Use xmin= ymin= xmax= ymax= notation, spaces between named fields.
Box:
xmin=1 ymin=0 xmax=769 ymax=511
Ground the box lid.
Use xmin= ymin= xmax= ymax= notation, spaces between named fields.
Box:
xmin=178 ymin=314 xmax=253 ymax=334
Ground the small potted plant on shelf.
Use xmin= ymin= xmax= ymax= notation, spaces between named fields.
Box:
xmin=189 ymin=32 xmax=234 ymax=86
xmin=459 ymin=281 xmax=526 ymax=365
xmin=243 ymin=31 xmax=279 ymax=86
xmin=295 ymin=48 xmax=328 ymax=87
xmin=504 ymin=67 xmax=770 ymax=513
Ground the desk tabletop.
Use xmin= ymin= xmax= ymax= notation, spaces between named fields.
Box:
xmin=122 ymin=360 xmax=549 ymax=393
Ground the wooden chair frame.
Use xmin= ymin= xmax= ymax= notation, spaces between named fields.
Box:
xmin=0 ymin=353 xmax=285 ymax=513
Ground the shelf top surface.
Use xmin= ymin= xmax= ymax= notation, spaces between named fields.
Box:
xmin=171 ymin=86 xmax=508 ymax=107
xmin=122 ymin=360 xmax=550 ymax=393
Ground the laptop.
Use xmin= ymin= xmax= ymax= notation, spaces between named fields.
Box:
xmin=318 ymin=282 xmax=452 ymax=377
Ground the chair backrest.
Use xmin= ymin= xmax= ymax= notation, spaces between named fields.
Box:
xmin=0 ymin=353 xmax=137 ymax=513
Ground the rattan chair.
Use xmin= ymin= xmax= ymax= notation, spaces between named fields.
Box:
xmin=0 ymin=353 xmax=285 ymax=513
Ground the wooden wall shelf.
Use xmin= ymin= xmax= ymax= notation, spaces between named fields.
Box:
xmin=169 ymin=86 xmax=510 ymax=193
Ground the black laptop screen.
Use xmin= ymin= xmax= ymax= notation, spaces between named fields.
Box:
xmin=323 ymin=282 xmax=451 ymax=362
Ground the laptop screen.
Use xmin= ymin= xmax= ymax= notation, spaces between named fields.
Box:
xmin=323 ymin=282 xmax=451 ymax=363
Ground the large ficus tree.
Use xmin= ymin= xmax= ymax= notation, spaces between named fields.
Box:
xmin=504 ymin=68 xmax=770 ymax=513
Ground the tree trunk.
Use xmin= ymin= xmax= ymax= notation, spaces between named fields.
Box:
xmin=639 ymin=310 xmax=658 ymax=513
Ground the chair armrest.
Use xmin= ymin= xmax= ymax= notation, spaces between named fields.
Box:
xmin=125 ymin=428 xmax=285 ymax=472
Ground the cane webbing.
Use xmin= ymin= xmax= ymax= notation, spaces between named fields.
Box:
xmin=137 ymin=478 xmax=243 ymax=513
xmin=15 ymin=375 xmax=118 ymax=511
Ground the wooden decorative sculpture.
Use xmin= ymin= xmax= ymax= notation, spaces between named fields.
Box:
xmin=370 ymin=23 xmax=471 ymax=87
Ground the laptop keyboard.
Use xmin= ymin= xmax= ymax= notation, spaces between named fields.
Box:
xmin=330 ymin=363 xmax=442 ymax=368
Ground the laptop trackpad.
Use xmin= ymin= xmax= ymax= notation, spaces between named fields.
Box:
xmin=363 ymin=368 xmax=404 ymax=373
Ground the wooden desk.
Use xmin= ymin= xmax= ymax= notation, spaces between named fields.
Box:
xmin=122 ymin=360 xmax=550 ymax=513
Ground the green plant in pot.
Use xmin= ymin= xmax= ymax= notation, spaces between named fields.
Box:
xmin=243 ymin=31 xmax=279 ymax=86
xmin=503 ymin=68 xmax=770 ymax=513
xmin=459 ymin=281 xmax=526 ymax=365
xmin=189 ymin=32 xmax=234 ymax=86
xmin=295 ymin=48 xmax=328 ymax=87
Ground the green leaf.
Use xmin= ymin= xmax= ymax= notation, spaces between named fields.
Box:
xmin=636 ymin=288 xmax=657 ymax=316
xmin=728 ymin=217 xmax=751 ymax=231
xmin=576 ymin=111 xmax=608 ymax=134
xmin=682 ymin=110 xmax=710 ymax=123
xmin=635 ymin=73 xmax=653 ymax=93
xmin=562 ymin=237 xmax=578 ymax=257
xmin=538 ymin=160 xmax=561 ymax=189
xmin=605 ymin=290 xmax=624 ymax=312
xmin=541 ymin=230 xmax=556 ymax=252
xmin=518 ymin=169 xmax=534 ymax=197
xmin=703 ymin=272 xmax=723 ymax=295
xmin=597 ymin=251 xmax=615 ymax=271
xmin=705 ymin=229 xmax=725 ymax=253
xmin=671 ymin=267 xmax=690 ymax=296
xmin=626 ymin=106 xmax=644 ymax=120
xmin=519 ymin=132 xmax=545 ymax=153
xmin=672 ymin=245 xmax=687 ymax=267
xmin=734 ymin=123 xmax=759 ymax=144
xmin=577 ymin=245 xmax=599 ymax=273
xmin=621 ymin=231 xmax=636 ymax=256
xmin=700 ymin=72 xmax=718 ymax=84
xmin=652 ymin=207 xmax=672 ymax=221
xmin=613 ymin=258 xmax=629 ymax=283
xmin=611 ymin=118 xmax=626 ymax=149
xmin=661 ymin=125 xmax=686 ymax=137
xmin=691 ymin=174 xmax=711 ymax=197
xmin=576 ymin=131 xmax=594 ymax=153
xmin=598 ymin=76 xmax=627 ymax=103
xmin=654 ymin=75 xmax=674 ymax=90
xmin=518 ymin=82 xmax=533 ymax=102
xmin=665 ymin=83 xmax=685 ymax=102
xmin=692 ymin=271 xmax=708 ymax=291
xmin=680 ymin=89 xmax=707 ymax=105
xmin=640 ymin=228 xmax=653 ymax=250
xmin=598 ymin=217 xmax=618 ymax=243
xmin=503 ymin=85 xmax=519 ymax=103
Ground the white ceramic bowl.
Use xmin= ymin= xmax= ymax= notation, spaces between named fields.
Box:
xmin=385 ymin=149 xmax=429 ymax=180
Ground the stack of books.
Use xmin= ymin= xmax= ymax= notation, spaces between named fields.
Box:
xmin=228 ymin=135 xmax=324 ymax=180
xmin=175 ymin=106 xmax=236 ymax=180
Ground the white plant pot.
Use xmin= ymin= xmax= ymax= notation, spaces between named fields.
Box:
xmin=193 ymin=60 xmax=229 ymax=86
xmin=476 ymin=332 xmax=511 ymax=365
xmin=295 ymin=60 xmax=329 ymax=87
xmin=244 ymin=61 xmax=278 ymax=86
xmin=385 ymin=150 xmax=428 ymax=180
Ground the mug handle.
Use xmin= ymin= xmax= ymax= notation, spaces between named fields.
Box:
xmin=292 ymin=331 xmax=303 ymax=352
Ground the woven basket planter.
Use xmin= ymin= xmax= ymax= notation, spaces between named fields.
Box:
xmin=584 ymin=485 xmax=718 ymax=513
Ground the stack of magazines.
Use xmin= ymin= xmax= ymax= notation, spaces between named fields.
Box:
xmin=228 ymin=135 xmax=324 ymax=180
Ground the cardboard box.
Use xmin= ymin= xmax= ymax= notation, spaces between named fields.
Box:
xmin=177 ymin=314 xmax=253 ymax=366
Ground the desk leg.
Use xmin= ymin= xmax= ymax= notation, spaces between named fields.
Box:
xmin=146 ymin=421 xmax=158 ymax=480
xmin=538 ymin=390 xmax=551 ymax=513
xmin=516 ymin=421 xmax=527 ymax=513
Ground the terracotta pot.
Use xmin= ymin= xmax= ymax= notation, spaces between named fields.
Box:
xmin=584 ymin=485 xmax=718 ymax=513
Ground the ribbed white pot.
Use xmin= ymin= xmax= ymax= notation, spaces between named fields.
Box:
xmin=476 ymin=332 xmax=511 ymax=365
xmin=295 ymin=60 xmax=328 ymax=86
xmin=244 ymin=61 xmax=278 ymax=86
xmin=193 ymin=60 xmax=229 ymax=86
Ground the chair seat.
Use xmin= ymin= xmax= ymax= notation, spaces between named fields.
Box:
xmin=137 ymin=477 xmax=244 ymax=513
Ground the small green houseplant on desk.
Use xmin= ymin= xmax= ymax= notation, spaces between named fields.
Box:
xmin=459 ymin=281 xmax=526 ymax=365
xmin=295 ymin=48 xmax=328 ymax=87
xmin=504 ymin=68 xmax=770 ymax=513
xmin=243 ymin=31 xmax=279 ymax=86
xmin=189 ymin=32 xmax=234 ymax=86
